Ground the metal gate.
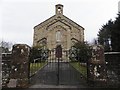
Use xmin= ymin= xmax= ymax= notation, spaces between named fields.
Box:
xmin=29 ymin=45 xmax=85 ymax=86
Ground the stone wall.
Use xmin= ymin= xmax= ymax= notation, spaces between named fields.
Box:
xmin=105 ymin=52 xmax=120 ymax=87
xmin=2 ymin=53 xmax=11 ymax=87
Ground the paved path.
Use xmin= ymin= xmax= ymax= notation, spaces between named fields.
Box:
xmin=29 ymin=62 xmax=88 ymax=88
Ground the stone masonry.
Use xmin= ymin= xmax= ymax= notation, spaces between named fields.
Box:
xmin=33 ymin=4 xmax=84 ymax=51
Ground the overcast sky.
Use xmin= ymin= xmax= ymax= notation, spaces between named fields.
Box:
xmin=0 ymin=0 xmax=120 ymax=46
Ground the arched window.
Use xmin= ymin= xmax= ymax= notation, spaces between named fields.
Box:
xmin=56 ymin=31 xmax=61 ymax=42
xmin=58 ymin=7 xmax=62 ymax=14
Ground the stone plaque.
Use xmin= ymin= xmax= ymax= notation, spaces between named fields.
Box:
xmin=7 ymin=79 xmax=17 ymax=88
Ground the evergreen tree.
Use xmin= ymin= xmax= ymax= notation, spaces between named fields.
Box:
xmin=72 ymin=42 xmax=92 ymax=63
xmin=111 ymin=13 xmax=120 ymax=51
xmin=97 ymin=12 xmax=120 ymax=52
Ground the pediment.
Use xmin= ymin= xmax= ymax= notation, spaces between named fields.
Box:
xmin=34 ymin=15 xmax=84 ymax=31
xmin=46 ymin=20 xmax=71 ymax=31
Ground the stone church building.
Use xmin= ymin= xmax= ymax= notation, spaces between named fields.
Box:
xmin=33 ymin=4 xmax=84 ymax=52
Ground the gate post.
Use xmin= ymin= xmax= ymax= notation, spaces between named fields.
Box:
xmin=87 ymin=45 xmax=107 ymax=86
xmin=55 ymin=45 xmax=62 ymax=85
xmin=8 ymin=44 xmax=30 ymax=88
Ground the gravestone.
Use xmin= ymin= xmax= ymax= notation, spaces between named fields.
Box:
xmin=87 ymin=45 xmax=107 ymax=86
xmin=9 ymin=44 xmax=30 ymax=88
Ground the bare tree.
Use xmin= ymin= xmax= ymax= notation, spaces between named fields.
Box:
xmin=0 ymin=41 xmax=13 ymax=53
xmin=91 ymin=38 xmax=98 ymax=45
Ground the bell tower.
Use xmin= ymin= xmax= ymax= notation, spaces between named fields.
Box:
xmin=55 ymin=4 xmax=63 ymax=15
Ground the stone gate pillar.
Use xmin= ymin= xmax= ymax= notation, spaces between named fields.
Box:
xmin=87 ymin=45 xmax=107 ymax=86
xmin=8 ymin=44 xmax=30 ymax=88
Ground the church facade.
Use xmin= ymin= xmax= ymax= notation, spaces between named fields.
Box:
xmin=33 ymin=4 xmax=84 ymax=51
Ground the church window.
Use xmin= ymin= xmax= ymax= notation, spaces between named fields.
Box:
xmin=56 ymin=31 xmax=61 ymax=42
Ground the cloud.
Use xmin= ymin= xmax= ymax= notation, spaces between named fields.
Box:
xmin=1 ymin=0 xmax=119 ymax=45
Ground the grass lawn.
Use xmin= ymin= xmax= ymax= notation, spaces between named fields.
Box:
xmin=30 ymin=62 xmax=47 ymax=76
xmin=70 ymin=62 xmax=87 ymax=78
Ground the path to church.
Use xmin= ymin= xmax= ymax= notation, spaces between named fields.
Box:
xmin=29 ymin=62 xmax=88 ymax=88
